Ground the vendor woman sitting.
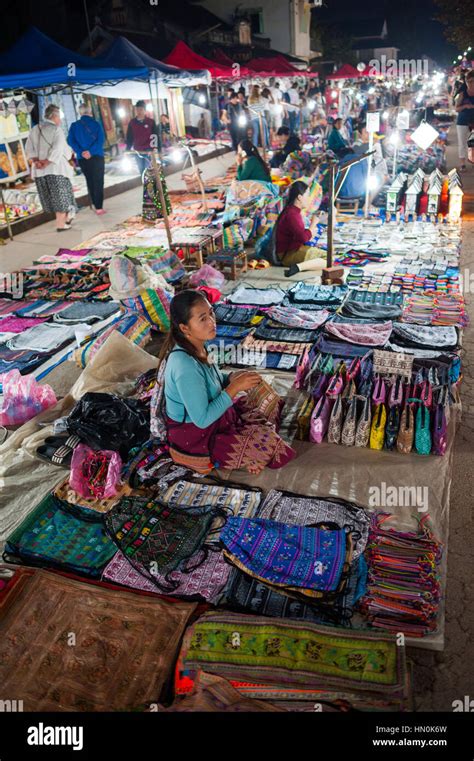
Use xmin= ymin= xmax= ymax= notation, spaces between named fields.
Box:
xmin=275 ymin=180 xmax=325 ymax=277
xmin=160 ymin=290 xmax=295 ymax=475
xmin=236 ymin=139 xmax=271 ymax=182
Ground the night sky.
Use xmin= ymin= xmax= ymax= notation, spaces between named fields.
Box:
xmin=0 ymin=0 xmax=458 ymax=65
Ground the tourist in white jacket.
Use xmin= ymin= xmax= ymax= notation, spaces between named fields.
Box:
xmin=25 ymin=104 xmax=76 ymax=231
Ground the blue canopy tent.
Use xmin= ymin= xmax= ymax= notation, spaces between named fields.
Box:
xmin=0 ymin=27 xmax=149 ymax=92
xmin=98 ymin=36 xmax=210 ymax=88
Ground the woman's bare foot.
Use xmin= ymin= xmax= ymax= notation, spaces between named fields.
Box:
xmin=246 ymin=462 xmax=264 ymax=475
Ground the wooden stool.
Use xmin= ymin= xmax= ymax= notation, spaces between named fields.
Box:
xmin=336 ymin=198 xmax=359 ymax=214
xmin=172 ymin=244 xmax=204 ymax=270
xmin=209 ymin=249 xmax=248 ymax=280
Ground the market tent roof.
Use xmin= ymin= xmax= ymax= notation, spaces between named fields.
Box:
xmin=100 ymin=36 xmax=211 ymax=86
xmin=0 ymin=26 xmax=149 ymax=91
xmin=247 ymin=55 xmax=313 ymax=77
xmin=163 ymin=41 xmax=235 ymax=79
xmin=326 ymin=64 xmax=362 ymax=80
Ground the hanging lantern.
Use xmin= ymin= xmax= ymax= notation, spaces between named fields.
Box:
xmin=411 ymin=120 xmax=439 ymax=151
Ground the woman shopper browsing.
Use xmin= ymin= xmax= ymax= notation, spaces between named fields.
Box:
xmin=25 ymin=104 xmax=77 ymax=231
xmin=275 ymin=180 xmax=325 ymax=277
xmin=158 ymin=290 xmax=296 ymax=475
xmin=236 ymin=140 xmax=271 ymax=182
xmin=455 ymin=70 xmax=474 ymax=172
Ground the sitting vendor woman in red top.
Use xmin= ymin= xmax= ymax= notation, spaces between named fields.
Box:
xmin=275 ymin=180 xmax=325 ymax=277
xmin=160 ymin=290 xmax=296 ymax=475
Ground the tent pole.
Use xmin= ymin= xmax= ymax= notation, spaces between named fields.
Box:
xmin=151 ymin=149 xmax=173 ymax=248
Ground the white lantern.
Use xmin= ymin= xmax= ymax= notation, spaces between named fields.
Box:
xmin=411 ymin=121 xmax=439 ymax=151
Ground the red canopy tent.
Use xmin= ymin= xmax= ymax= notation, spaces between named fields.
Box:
xmin=326 ymin=64 xmax=362 ymax=80
xmin=247 ymin=54 xmax=312 ymax=77
xmin=164 ymin=41 xmax=251 ymax=79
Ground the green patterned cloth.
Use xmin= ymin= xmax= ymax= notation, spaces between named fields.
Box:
xmin=180 ymin=611 xmax=408 ymax=697
xmin=3 ymin=493 xmax=116 ymax=577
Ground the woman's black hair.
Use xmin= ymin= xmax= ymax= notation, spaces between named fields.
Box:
xmin=238 ymin=139 xmax=271 ymax=179
xmin=275 ymin=180 xmax=308 ymax=229
xmin=158 ymin=289 xmax=210 ymax=365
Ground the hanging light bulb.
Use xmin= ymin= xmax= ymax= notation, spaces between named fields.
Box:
xmin=117 ymin=107 xmax=126 ymax=118
xmin=368 ymin=86 xmax=375 ymax=94
xmin=146 ymin=103 xmax=153 ymax=112
xmin=382 ymin=110 xmax=389 ymax=120
xmin=198 ymin=94 xmax=206 ymax=105
xmin=368 ymin=175 xmax=379 ymax=191
xmin=331 ymin=90 xmax=338 ymax=99
xmin=121 ymin=156 xmax=133 ymax=172
xmin=170 ymin=148 xmax=183 ymax=163
xmin=308 ymin=99 xmax=316 ymax=111
xmin=237 ymin=114 xmax=247 ymax=127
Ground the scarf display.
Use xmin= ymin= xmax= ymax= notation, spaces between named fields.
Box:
xmin=324 ymin=320 xmax=392 ymax=347
xmin=266 ymin=305 xmax=331 ymax=330
xmin=401 ymin=291 xmax=468 ymax=328
xmin=359 ymin=513 xmax=443 ymax=637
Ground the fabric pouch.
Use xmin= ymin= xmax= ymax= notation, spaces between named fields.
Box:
xmin=397 ymin=404 xmax=415 ymax=454
xmin=355 ymin=397 xmax=371 ymax=448
xmin=384 ymin=405 xmax=400 ymax=451
xmin=296 ymin=395 xmax=315 ymax=441
xmin=415 ymin=405 xmax=432 ymax=455
xmin=327 ymin=396 xmax=343 ymax=444
xmin=341 ymin=397 xmax=358 ymax=446
xmin=310 ymin=396 xmax=332 ymax=444
xmin=369 ymin=403 xmax=387 ymax=450
xmin=432 ymin=404 xmax=447 ymax=456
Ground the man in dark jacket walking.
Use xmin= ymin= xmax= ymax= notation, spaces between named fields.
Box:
xmin=68 ymin=103 xmax=106 ymax=214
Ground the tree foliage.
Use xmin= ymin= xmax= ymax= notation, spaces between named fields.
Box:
xmin=434 ymin=0 xmax=474 ymax=50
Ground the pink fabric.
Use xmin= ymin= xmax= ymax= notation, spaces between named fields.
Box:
xmin=325 ymin=320 xmax=392 ymax=346
xmin=0 ymin=316 xmax=47 ymax=333
xmin=102 ymin=549 xmax=231 ymax=601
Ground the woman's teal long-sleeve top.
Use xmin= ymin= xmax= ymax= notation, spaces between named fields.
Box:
xmin=164 ymin=349 xmax=232 ymax=429
xmin=327 ymin=128 xmax=347 ymax=154
xmin=236 ymin=156 xmax=269 ymax=182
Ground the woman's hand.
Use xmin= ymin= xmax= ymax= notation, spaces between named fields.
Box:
xmin=226 ymin=371 xmax=261 ymax=398
xmin=236 ymin=152 xmax=244 ymax=165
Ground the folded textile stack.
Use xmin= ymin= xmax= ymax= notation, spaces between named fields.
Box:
xmin=335 ymin=250 xmax=390 ymax=267
xmin=123 ymin=246 xmax=185 ymax=284
xmin=359 ymin=513 xmax=443 ymax=637
xmin=401 ymin=292 xmax=468 ymax=328
xmin=282 ymin=283 xmax=347 ymax=312
xmin=177 ymin=610 xmax=411 ymax=710
xmin=74 ymin=312 xmax=151 ymax=368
